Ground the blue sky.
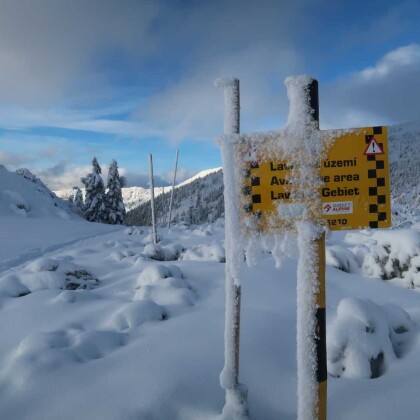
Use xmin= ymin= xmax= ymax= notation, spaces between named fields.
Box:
xmin=0 ymin=0 xmax=419 ymax=190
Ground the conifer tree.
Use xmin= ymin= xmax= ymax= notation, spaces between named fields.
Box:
xmin=72 ymin=186 xmax=84 ymax=212
xmin=106 ymin=159 xmax=126 ymax=224
xmin=81 ymin=157 xmax=107 ymax=222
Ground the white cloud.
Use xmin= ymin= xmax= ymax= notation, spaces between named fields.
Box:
xmin=162 ymin=167 xmax=198 ymax=184
xmin=133 ymin=0 xmax=306 ymax=142
xmin=0 ymin=0 xmax=160 ymax=105
xmin=321 ymin=44 xmax=420 ymax=128
xmin=360 ymin=44 xmax=420 ymax=81
xmin=0 ymin=104 xmax=162 ymax=139
xmin=35 ymin=163 xmax=91 ymax=191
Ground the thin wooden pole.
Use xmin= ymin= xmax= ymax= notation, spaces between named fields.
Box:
xmin=167 ymin=149 xmax=179 ymax=229
xmin=148 ymin=154 xmax=158 ymax=244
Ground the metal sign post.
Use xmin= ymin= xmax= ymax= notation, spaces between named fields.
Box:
xmin=216 ymin=75 xmax=390 ymax=420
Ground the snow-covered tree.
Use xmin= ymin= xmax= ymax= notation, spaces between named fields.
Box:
xmin=106 ymin=159 xmax=126 ymax=225
xmin=72 ymin=186 xmax=84 ymax=211
xmin=81 ymin=157 xmax=107 ymax=223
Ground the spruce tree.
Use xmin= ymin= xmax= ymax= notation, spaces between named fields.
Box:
xmin=81 ymin=157 xmax=107 ymax=222
xmin=72 ymin=186 xmax=84 ymax=212
xmin=106 ymin=159 xmax=126 ymax=224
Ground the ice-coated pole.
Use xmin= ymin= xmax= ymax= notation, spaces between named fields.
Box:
xmin=148 ymin=154 xmax=158 ymax=244
xmin=295 ymin=78 xmax=327 ymax=420
xmin=215 ymin=76 xmax=249 ymax=418
xmin=167 ymin=149 xmax=179 ymax=229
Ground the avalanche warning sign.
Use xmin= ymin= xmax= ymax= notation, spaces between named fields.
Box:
xmin=364 ymin=137 xmax=384 ymax=155
xmin=238 ymin=126 xmax=391 ymax=232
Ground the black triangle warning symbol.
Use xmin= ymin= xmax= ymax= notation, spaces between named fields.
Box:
xmin=365 ymin=137 xmax=384 ymax=155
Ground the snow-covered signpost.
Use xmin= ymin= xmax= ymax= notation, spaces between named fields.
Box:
xmin=215 ymin=77 xmax=249 ymax=419
xmin=215 ymin=75 xmax=391 ymax=420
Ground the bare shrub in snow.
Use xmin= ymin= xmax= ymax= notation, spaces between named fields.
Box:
xmin=64 ymin=269 xmax=99 ymax=290
xmin=11 ymin=258 xmax=100 ymax=292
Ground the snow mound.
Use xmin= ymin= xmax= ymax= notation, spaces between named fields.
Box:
xmin=362 ymin=229 xmax=420 ymax=285
xmin=328 ymin=298 xmax=415 ymax=379
xmin=3 ymin=328 xmax=127 ymax=388
xmin=134 ymin=264 xmax=196 ymax=307
xmin=107 ymin=300 xmax=166 ymax=331
xmin=124 ymin=227 xmax=144 ymax=236
xmin=0 ymin=274 xmax=30 ymax=299
xmin=1 ymin=257 xmax=100 ymax=292
xmin=143 ymin=241 xmax=184 ymax=261
xmin=181 ymin=242 xmax=226 ymax=263
xmin=136 ymin=264 xmax=185 ymax=287
xmin=0 ymin=165 xmax=78 ymax=220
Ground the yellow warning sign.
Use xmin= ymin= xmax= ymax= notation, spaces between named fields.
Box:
xmin=238 ymin=126 xmax=391 ymax=232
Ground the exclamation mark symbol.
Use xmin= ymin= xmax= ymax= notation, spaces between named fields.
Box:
xmin=372 ymin=142 xmax=376 ymax=153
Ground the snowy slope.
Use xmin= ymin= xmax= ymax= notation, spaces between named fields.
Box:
xmin=177 ymin=167 xmax=222 ymax=187
xmin=0 ymin=165 xmax=120 ymax=272
xmin=0 ymin=221 xmax=419 ymax=419
xmin=388 ymin=122 xmax=420 ymax=226
xmin=0 ymin=166 xmax=78 ymax=220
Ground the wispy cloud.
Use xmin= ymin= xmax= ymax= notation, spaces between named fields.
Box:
xmin=322 ymin=43 xmax=420 ymax=128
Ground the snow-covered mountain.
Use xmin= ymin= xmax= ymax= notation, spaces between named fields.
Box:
xmin=125 ymin=168 xmax=224 ymax=226
xmin=55 ymin=167 xmax=222 ymax=213
xmin=388 ymin=122 xmax=420 ymax=226
xmin=0 ymin=166 xmax=79 ymax=220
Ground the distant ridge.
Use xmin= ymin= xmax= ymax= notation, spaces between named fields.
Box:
xmin=55 ymin=167 xmax=223 ymax=213
xmin=56 ymin=120 xmax=419 ymax=227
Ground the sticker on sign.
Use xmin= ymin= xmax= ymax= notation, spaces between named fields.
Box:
xmin=322 ymin=201 xmax=353 ymax=215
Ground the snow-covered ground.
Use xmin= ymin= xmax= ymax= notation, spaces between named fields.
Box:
xmin=1 ymin=163 xmax=420 ymax=419
xmin=1 ymin=214 xmax=420 ymax=419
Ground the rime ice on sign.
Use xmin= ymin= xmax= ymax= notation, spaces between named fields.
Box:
xmin=236 ymin=126 xmax=391 ymax=232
